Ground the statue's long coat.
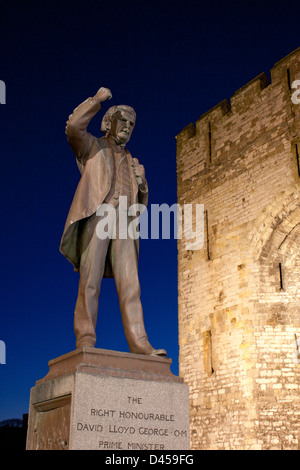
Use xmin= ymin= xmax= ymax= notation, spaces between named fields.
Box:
xmin=59 ymin=96 xmax=148 ymax=276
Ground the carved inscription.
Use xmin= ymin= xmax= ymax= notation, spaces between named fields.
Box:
xmin=74 ymin=395 xmax=188 ymax=450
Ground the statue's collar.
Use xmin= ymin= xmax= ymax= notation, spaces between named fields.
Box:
xmin=106 ymin=135 xmax=126 ymax=148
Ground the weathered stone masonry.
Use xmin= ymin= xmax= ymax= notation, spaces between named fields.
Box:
xmin=176 ymin=48 xmax=300 ymax=450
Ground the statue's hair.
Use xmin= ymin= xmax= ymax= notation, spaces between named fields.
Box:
xmin=101 ymin=105 xmax=136 ymax=134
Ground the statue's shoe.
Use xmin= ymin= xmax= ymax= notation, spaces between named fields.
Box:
xmin=150 ymin=348 xmax=167 ymax=357
xmin=130 ymin=338 xmax=167 ymax=357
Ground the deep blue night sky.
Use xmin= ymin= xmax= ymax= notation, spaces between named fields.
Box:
xmin=0 ymin=0 xmax=299 ymax=421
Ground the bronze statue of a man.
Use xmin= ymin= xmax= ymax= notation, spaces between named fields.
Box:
xmin=60 ymin=87 xmax=166 ymax=356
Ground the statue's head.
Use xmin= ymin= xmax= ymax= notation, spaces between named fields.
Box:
xmin=101 ymin=105 xmax=136 ymax=145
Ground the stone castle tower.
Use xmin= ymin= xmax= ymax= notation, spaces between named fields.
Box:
xmin=176 ymin=47 xmax=300 ymax=450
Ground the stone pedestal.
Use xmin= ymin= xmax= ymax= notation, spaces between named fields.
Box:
xmin=26 ymin=348 xmax=190 ymax=450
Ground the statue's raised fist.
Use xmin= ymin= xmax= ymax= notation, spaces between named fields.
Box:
xmin=95 ymin=87 xmax=112 ymax=102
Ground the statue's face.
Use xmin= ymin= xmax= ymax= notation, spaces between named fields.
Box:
xmin=109 ymin=109 xmax=135 ymax=145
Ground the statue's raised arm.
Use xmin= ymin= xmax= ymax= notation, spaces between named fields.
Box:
xmin=65 ymin=87 xmax=112 ymax=165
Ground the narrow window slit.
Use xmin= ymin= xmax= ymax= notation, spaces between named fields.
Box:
xmin=295 ymin=334 xmax=300 ymax=362
xmin=279 ymin=263 xmax=284 ymax=291
xmin=287 ymin=68 xmax=291 ymax=91
xmin=205 ymin=210 xmax=210 ymax=261
xmin=203 ymin=330 xmax=214 ymax=375
xmin=208 ymin=122 xmax=212 ymax=163
xmin=295 ymin=144 xmax=300 ymax=177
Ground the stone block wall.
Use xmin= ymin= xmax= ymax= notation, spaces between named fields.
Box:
xmin=176 ymin=48 xmax=300 ymax=450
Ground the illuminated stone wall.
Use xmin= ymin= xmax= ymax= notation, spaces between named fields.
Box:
xmin=176 ymin=48 xmax=300 ymax=450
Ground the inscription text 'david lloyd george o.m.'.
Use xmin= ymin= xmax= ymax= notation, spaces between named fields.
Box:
xmin=74 ymin=394 xmax=188 ymax=450
xmin=71 ymin=373 xmax=190 ymax=450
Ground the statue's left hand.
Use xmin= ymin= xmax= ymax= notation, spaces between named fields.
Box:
xmin=132 ymin=158 xmax=146 ymax=186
